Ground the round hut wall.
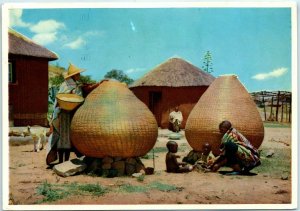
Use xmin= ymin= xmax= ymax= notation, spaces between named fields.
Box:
xmin=130 ymin=86 xmax=209 ymax=128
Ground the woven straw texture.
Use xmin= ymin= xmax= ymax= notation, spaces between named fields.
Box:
xmin=185 ymin=75 xmax=264 ymax=155
xmin=56 ymin=93 xmax=84 ymax=111
xmin=71 ymin=80 xmax=158 ymax=158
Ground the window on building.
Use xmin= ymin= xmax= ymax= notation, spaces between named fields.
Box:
xmin=9 ymin=62 xmax=16 ymax=83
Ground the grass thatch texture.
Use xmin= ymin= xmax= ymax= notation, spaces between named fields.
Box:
xmin=9 ymin=28 xmax=58 ymax=60
xmin=130 ymin=57 xmax=215 ymax=87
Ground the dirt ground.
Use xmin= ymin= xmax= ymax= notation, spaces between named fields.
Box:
xmin=7 ymin=126 xmax=292 ymax=207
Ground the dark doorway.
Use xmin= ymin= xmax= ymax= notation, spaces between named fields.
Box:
xmin=149 ymin=91 xmax=162 ymax=126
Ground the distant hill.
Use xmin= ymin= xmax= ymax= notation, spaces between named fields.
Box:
xmin=49 ymin=65 xmax=65 ymax=78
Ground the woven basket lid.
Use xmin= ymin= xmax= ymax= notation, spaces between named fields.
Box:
xmin=71 ymin=80 xmax=158 ymax=158
xmin=185 ymin=75 xmax=264 ymax=155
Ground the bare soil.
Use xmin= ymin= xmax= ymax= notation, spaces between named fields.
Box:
xmin=8 ymin=127 xmax=292 ymax=206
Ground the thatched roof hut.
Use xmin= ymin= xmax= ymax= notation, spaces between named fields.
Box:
xmin=9 ymin=28 xmax=58 ymax=60
xmin=130 ymin=57 xmax=215 ymax=128
xmin=9 ymin=28 xmax=58 ymax=126
xmin=131 ymin=57 xmax=214 ymax=87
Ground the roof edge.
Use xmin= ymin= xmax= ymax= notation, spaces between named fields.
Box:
xmin=9 ymin=28 xmax=58 ymax=60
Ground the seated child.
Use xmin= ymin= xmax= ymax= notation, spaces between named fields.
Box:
xmin=166 ymin=141 xmax=193 ymax=173
xmin=182 ymin=150 xmax=201 ymax=165
xmin=196 ymin=142 xmax=216 ymax=169
xmin=182 ymin=143 xmax=215 ymax=167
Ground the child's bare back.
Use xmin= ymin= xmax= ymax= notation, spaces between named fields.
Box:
xmin=165 ymin=141 xmax=193 ymax=173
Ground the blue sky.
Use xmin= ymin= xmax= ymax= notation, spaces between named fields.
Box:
xmin=9 ymin=7 xmax=292 ymax=92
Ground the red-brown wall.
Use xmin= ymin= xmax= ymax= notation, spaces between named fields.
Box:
xmin=130 ymin=86 xmax=208 ymax=128
xmin=9 ymin=55 xmax=49 ymax=126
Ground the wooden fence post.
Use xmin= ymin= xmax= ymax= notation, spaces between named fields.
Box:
xmin=275 ymin=91 xmax=280 ymax=121
xmin=288 ymin=101 xmax=291 ymax=123
xmin=269 ymin=97 xmax=274 ymax=121
xmin=262 ymin=96 xmax=266 ymax=121
xmin=281 ymin=99 xmax=284 ymax=122
xmin=285 ymin=100 xmax=288 ymax=122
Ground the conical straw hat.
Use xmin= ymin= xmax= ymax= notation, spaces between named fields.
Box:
xmin=185 ymin=75 xmax=264 ymax=155
xmin=71 ymin=80 xmax=158 ymax=158
xmin=64 ymin=63 xmax=85 ymax=79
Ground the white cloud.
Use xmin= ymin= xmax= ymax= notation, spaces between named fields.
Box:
xmin=32 ymin=32 xmax=57 ymax=45
xmin=9 ymin=10 xmax=100 ymax=48
xmin=83 ymin=30 xmax=105 ymax=37
xmin=30 ymin=20 xmax=65 ymax=34
xmin=252 ymin=67 xmax=288 ymax=80
xmin=9 ymin=9 xmax=31 ymax=27
xmin=126 ymin=68 xmax=145 ymax=74
xmin=29 ymin=19 xmax=65 ymax=45
xmin=64 ymin=37 xmax=86 ymax=49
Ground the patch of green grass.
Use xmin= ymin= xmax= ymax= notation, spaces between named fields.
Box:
xmin=263 ymin=122 xmax=291 ymax=128
xmin=36 ymin=181 xmax=107 ymax=203
xmin=137 ymin=175 xmax=145 ymax=182
xmin=255 ymin=148 xmax=291 ymax=178
xmin=36 ymin=181 xmax=68 ymax=203
xmin=37 ymin=181 xmax=181 ymax=202
xmin=180 ymin=143 xmax=190 ymax=151
xmin=119 ymin=184 xmax=148 ymax=193
xmin=76 ymin=183 xmax=107 ymax=196
xmin=141 ymin=154 xmax=151 ymax=159
xmin=118 ymin=181 xmax=179 ymax=193
xmin=149 ymin=181 xmax=177 ymax=192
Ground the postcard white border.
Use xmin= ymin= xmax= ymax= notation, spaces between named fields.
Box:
xmin=1 ymin=1 xmax=298 ymax=210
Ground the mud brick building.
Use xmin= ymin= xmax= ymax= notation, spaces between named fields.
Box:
xmin=130 ymin=57 xmax=215 ymax=128
xmin=8 ymin=28 xmax=58 ymax=126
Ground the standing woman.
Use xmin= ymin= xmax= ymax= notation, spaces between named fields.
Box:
xmin=46 ymin=63 xmax=98 ymax=165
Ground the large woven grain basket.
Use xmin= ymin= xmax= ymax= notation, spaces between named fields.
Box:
xmin=185 ymin=75 xmax=264 ymax=155
xmin=71 ymin=80 xmax=158 ymax=158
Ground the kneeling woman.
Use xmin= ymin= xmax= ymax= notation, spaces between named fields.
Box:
xmin=209 ymin=120 xmax=261 ymax=174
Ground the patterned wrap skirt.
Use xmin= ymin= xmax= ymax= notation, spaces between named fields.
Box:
xmin=57 ymin=110 xmax=72 ymax=149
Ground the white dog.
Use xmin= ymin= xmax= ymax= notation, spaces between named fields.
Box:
xmin=25 ymin=126 xmax=48 ymax=152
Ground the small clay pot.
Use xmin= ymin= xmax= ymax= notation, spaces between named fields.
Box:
xmin=145 ymin=167 xmax=154 ymax=175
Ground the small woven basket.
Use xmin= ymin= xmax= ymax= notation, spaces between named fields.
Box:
xmin=56 ymin=93 xmax=84 ymax=111
xmin=185 ymin=75 xmax=264 ymax=155
xmin=71 ymin=80 xmax=158 ymax=158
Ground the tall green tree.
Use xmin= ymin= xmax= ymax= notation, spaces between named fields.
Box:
xmin=202 ymin=51 xmax=213 ymax=73
xmin=49 ymin=75 xmax=64 ymax=87
xmin=49 ymin=74 xmax=96 ymax=87
xmin=104 ymin=69 xmax=134 ymax=85
xmin=79 ymin=75 xmax=97 ymax=84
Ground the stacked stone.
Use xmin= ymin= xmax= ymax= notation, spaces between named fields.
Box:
xmin=85 ymin=156 xmax=145 ymax=177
